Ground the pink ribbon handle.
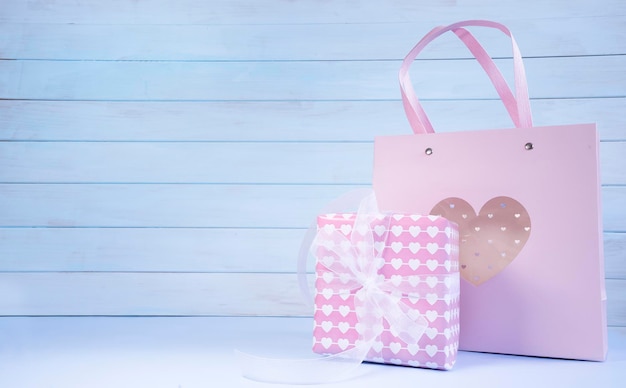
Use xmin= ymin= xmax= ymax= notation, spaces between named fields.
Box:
xmin=399 ymin=20 xmax=533 ymax=134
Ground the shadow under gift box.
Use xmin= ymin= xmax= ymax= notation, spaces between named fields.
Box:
xmin=312 ymin=213 xmax=461 ymax=370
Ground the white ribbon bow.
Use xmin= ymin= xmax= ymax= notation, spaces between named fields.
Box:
xmin=314 ymin=192 xmax=430 ymax=350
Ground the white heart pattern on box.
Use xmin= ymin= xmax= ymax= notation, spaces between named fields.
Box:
xmin=313 ymin=213 xmax=460 ymax=370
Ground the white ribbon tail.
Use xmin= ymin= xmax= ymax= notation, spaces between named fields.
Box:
xmin=235 ymin=337 xmax=375 ymax=385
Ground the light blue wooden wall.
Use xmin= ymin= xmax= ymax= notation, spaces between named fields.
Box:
xmin=0 ymin=0 xmax=624 ymax=324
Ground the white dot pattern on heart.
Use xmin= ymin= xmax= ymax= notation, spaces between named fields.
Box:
xmin=430 ymin=196 xmax=531 ymax=286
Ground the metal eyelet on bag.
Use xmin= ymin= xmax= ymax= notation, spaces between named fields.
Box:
xmin=525 ymin=142 xmax=534 ymax=150
xmin=425 ymin=147 xmax=433 ymax=155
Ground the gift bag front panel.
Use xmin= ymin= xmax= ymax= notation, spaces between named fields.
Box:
xmin=372 ymin=123 xmax=607 ymax=360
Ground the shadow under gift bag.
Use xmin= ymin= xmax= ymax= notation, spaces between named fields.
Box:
xmin=373 ymin=20 xmax=607 ymax=361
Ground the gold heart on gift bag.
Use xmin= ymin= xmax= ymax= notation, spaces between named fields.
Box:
xmin=430 ymin=197 xmax=531 ymax=286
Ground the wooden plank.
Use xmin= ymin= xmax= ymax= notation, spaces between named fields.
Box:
xmin=0 ymin=184 xmax=363 ymax=228
xmin=0 ymin=99 xmax=623 ymax=142
xmin=1 ymin=0 xmax=623 ymax=24
xmin=0 ymin=100 xmax=410 ymax=142
xmin=0 ymin=142 xmax=374 ymax=185
xmin=0 ymin=184 xmax=623 ymax=230
xmin=608 ymin=278 xmax=626 ymax=326
xmin=0 ymin=56 xmax=624 ymax=101
xmin=1 ymin=16 xmax=624 ymax=61
xmin=605 ymin=233 xmax=626 ymax=280
xmin=603 ymin=188 xmax=626 ymax=232
xmin=529 ymin=99 xmax=626 ymax=142
xmin=0 ymin=141 xmax=623 ymax=185
xmin=602 ymin=142 xmax=626 ymax=185
xmin=0 ymin=228 xmax=306 ymax=273
xmin=0 ymin=272 xmax=311 ymax=316
xmin=1 ymin=272 xmax=623 ymax=326
xmin=0 ymin=228 xmax=624 ymax=278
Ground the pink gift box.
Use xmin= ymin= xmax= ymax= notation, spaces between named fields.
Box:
xmin=312 ymin=213 xmax=460 ymax=370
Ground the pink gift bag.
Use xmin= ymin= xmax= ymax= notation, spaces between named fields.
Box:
xmin=312 ymin=209 xmax=460 ymax=370
xmin=373 ymin=20 xmax=607 ymax=361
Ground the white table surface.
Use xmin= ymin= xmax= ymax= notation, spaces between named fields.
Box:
xmin=1 ymin=316 xmax=624 ymax=387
